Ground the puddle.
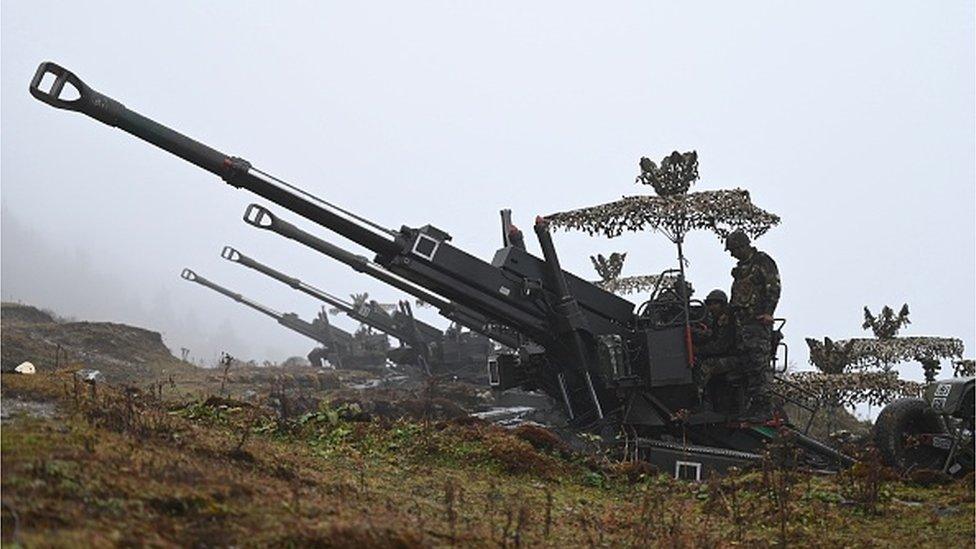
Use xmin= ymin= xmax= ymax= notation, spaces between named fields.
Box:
xmin=1 ymin=398 xmax=57 ymax=422
xmin=347 ymin=375 xmax=410 ymax=390
xmin=473 ymin=405 xmax=537 ymax=427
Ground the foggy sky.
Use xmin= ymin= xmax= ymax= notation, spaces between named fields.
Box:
xmin=2 ymin=3 xmax=974 ymax=386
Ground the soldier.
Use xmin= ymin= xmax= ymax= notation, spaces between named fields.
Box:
xmin=725 ymin=229 xmax=781 ymax=414
xmin=695 ymin=289 xmax=736 ymax=359
xmin=692 ymin=289 xmax=736 ymax=408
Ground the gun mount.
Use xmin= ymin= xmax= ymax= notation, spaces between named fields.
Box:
xmin=33 ymin=62 xmax=853 ymax=476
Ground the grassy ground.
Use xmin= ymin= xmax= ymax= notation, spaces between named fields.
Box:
xmin=2 ymin=371 xmax=972 ymax=548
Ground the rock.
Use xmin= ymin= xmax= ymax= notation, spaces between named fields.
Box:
xmin=14 ymin=361 xmax=36 ymax=375
xmin=75 ymin=369 xmax=102 ymax=383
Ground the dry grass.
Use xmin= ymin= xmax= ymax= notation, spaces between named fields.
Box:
xmin=2 ymin=371 xmax=973 ymax=547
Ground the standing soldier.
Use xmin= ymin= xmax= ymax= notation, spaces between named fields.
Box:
xmin=725 ymin=229 xmax=781 ymax=413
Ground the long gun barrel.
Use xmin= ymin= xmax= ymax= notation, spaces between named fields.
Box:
xmin=30 ymin=63 xmax=631 ymax=350
xmin=180 ymin=268 xmax=346 ymax=347
xmin=220 ymin=246 xmax=440 ymax=347
xmin=30 ymin=63 xmax=398 ymax=258
xmin=242 ymin=204 xmax=519 ymax=348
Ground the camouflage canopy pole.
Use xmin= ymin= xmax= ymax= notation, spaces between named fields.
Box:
xmin=547 ymin=151 xmax=781 ymax=358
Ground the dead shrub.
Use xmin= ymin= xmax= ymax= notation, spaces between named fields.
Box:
xmin=78 ymin=384 xmax=177 ymax=440
xmin=906 ymin=468 xmax=953 ymax=487
xmin=512 ymin=424 xmax=569 ymax=455
xmin=606 ymin=460 xmax=658 ymax=485
xmin=838 ymin=447 xmax=896 ymax=514
xmin=277 ymin=521 xmax=426 ymax=548
xmin=485 ymin=432 xmax=562 ymax=478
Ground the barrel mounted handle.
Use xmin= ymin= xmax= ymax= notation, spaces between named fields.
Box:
xmin=221 ymin=246 xmax=242 ymax=262
xmin=244 ymin=204 xmax=276 ymax=230
xmin=29 ymin=62 xmax=122 ymax=125
xmin=180 ymin=268 xmax=198 ymax=281
xmin=29 ymin=62 xmax=86 ymax=110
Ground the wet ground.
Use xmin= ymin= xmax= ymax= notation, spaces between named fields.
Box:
xmin=0 ymin=397 xmax=57 ymax=422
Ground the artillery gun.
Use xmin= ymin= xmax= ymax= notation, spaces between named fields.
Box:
xmin=30 ymin=62 xmax=853 ymax=476
xmin=179 ymin=268 xmax=359 ymax=368
xmin=220 ymin=246 xmax=491 ymax=379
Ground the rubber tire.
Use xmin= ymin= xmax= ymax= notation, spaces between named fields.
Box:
xmin=873 ymin=398 xmax=947 ymax=470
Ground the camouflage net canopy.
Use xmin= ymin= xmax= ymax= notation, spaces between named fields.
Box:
xmin=546 ymin=151 xmax=780 ymax=243
xmin=807 ymin=303 xmax=965 ymax=376
xmin=844 ymin=337 xmax=965 ymax=369
xmin=594 ymin=274 xmax=679 ymax=295
xmin=806 ymin=336 xmax=965 ymax=373
xmin=955 ymin=359 xmax=975 ymax=377
xmin=547 ymin=188 xmax=781 ymax=242
xmin=588 ymin=252 xmax=680 ymax=296
xmin=774 ymin=371 xmax=923 ymax=410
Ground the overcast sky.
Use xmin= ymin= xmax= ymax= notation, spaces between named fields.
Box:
xmin=2 ymin=3 xmax=973 ymax=387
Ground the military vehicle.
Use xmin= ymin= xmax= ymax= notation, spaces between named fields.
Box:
xmin=873 ymin=376 xmax=974 ymax=476
xmin=30 ymin=62 xmax=853 ymax=477
xmin=220 ymin=246 xmax=491 ymax=379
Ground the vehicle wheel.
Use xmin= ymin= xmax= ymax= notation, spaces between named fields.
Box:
xmin=873 ymin=398 xmax=947 ymax=470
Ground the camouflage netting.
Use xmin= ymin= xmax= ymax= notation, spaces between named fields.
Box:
xmin=774 ymin=371 xmax=924 ymax=409
xmin=588 ymin=252 xmax=679 ymax=296
xmin=954 ymin=359 xmax=975 ymax=377
xmin=844 ymin=337 xmax=964 ymax=369
xmin=862 ymin=304 xmax=911 ymax=339
xmin=546 ymin=151 xmax=780 ymax=242
xmin=636 ymin=151 xmax=699 ymax=197
xmin=591 ymin=253 xmax=627 ymax=282
xmin=546 ymin=189 xmax=781 ymax=241
xmin=806 ymin=336 xmax=965 ymax=373
xmin=594 ymin=274 xmax=679 ymax=295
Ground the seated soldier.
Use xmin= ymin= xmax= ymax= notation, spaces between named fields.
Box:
xmin=692 ymin=290 xmax=737 ymax=408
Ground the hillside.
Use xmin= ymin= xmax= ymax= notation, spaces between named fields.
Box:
xmin=1 ymin=302 xmax=198 ymax=385
xmin=1 ymin=304 xmax=972 ymax=546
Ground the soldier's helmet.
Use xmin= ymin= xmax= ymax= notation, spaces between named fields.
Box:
xmin=705 ymin=289 xmax=728 ymax=304
xmin=724 ymin=229 xmax=751 ymax=251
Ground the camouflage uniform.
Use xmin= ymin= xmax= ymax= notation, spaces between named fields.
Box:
xmin=696 ymin=310 xmax=736 ymax=358
xmin=694 ymin=308 xmax=736 ymax=388
xmin=729 ymin=247 xmax=781 ymax=369
xmin=722 ymin=230 xmax=781 ymax=415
